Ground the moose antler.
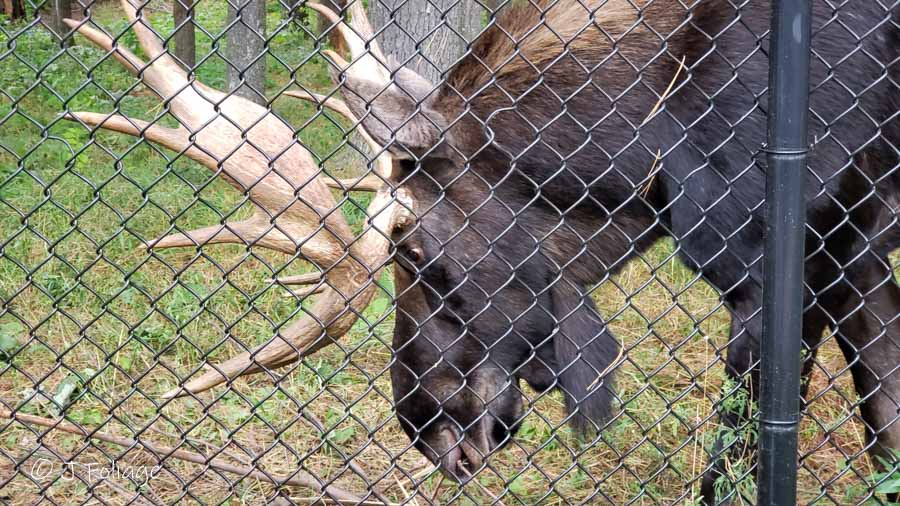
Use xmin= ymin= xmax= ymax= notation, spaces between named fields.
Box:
xmin=283 ymin=0 xmax=392 ymax=174
xmin=63 ymin=0 xmax=411 ymax=397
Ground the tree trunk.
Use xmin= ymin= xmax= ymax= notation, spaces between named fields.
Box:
xmin=43 ymin=0 xmax=72 ymax=45
xmin=172 ymin=0 xmax=196 ymax=69
xmin=2 ymin=0 xmax=26 ymax=20
xmin=369 ymin=0 xmax=485 ymax=83
xmin=69 ymin=0 xmax=87 ymax=21
xmin=226 ymin=0 xmax=267 ymax=105
xmin=73 ymin=0 xmax=87 ymax=20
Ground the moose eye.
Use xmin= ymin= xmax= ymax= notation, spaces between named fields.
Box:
xmin=403 ymin=246 xmax=424 ymax=265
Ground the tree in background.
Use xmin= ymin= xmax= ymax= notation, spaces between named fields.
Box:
xmin=42 ymin=0 xmax=72 ymax=45
xmin=2 ymin=0 xmax=26 ymax=20
xmin=172 ymin=0 xmax=196 ymax=69
xmin=226 ymin=0 xmax=266 ymax=105
xmin=369 ymin=0 xmax=488 ymax=83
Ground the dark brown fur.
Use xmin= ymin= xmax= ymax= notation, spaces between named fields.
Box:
xmin=339 ymin=0 xmax=899 ymax=502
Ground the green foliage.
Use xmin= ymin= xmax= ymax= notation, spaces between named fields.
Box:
xmin=0 ymin=325 xmax=22 ymax=365
xmin=709 ymin=377 xmax=759 ymax=504
xmin=325 ymin=406 xmax=356 ymax=445
xmin=873 ymin=450 xmax=900 ymax=497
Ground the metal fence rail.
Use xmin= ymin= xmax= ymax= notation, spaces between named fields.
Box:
xmin=0 ymin=0 xmax=897 ymax=504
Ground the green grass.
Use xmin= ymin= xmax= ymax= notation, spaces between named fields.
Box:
xmin=1 ymin=2 xmax=899 ymax=505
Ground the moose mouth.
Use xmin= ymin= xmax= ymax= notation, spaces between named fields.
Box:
xmin=435 ymin=415 xmax=515 ymax=481
xmin=438 ymin=427 xmax=487 ymax=481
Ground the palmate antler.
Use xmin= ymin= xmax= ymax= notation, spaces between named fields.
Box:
xmin=63 ymin=0 xmax=409 ymax=398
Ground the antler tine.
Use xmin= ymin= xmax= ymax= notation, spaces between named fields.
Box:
xmin=119 ymin=0 xmax=187 ymax=77
xmin=323 ymin=175 xmax=385 ymax=191
xmin=266 ymin=272 xmax=321 ymax=286
xmin=62 ymin=112 xmax=220 ymax=170
xmin=141 ymin=220 xmax=298 ymax=251
xmin=162 ymin=188 xmax=414 ymax=399
xmin=66 ymin=2 xmax=354 ymax=257
xmin=345 ymin=0 xmax=386 ymax=63
xmin=61 ymin=19 xmax=145 ymax=75
xmin=284 ymin=89 xmax=392 ymax=178
xmin=65 ymin=4 xmax=406 ymax=398
xmin=309 ymin=2 xmax=389 ymax=84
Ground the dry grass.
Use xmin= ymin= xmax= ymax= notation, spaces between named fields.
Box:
xmin=1 ymin=2 xmax=898 ymax=505
xmin=0 ymin=235 xmax=893 ymax=504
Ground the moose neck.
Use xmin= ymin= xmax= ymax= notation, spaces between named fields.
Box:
xmin=415 ymin=0 xmax=723 ymax=283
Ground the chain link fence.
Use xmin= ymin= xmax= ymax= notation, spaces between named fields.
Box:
xmin=0 ymin=0 xmax=897 ymax=504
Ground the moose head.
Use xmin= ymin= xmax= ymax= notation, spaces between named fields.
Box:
xmin=66 ymin=0 xmax=627 ymax=482
xmin=321 ymin=0 xmax=635 ymax=477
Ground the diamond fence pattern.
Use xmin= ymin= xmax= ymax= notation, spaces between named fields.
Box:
xmin=0 ymin=0 xmax=897 ymax=504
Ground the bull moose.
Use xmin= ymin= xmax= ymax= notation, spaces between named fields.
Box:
xmin=65 ymin=0 xmax=897 ymax=503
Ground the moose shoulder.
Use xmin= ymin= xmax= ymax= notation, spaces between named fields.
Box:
xmin=334 ymin=0 xmax=900 ymax=499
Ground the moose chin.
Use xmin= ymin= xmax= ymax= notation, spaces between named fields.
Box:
xmin=69 ymin=0 xmax=897 ymax=503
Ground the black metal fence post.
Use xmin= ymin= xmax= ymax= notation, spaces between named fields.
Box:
xmin=759 ymin=0 xmax=812 ymax=504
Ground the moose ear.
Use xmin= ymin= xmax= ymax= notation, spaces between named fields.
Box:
xmin=550 ymin=280 xmax=620 ymax=432
xmin=339 ymin=66 xmax=449 ymax=159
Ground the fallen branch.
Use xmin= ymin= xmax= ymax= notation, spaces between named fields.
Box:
xmin=0 ymin=409 xmax=362 ymax=503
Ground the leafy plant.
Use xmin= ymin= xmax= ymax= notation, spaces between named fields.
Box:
xmin=0 ymin=321 xmax=23 ymax=362
xmin=873 ymin=450 xmax=900 ymax=497
xmin=324 ymin=406 xmax=356 ymax=445
xmin=50 ymin=369 xmax=95 ymax=416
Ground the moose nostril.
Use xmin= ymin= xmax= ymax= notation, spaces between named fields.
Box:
xmin=491 ymin=419 xmax=510 ymax=448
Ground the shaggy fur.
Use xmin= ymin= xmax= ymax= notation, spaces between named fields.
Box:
xmin=340 ymin=0 xmax=899 ymax=501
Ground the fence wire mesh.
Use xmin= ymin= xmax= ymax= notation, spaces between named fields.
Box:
xmin=0 ymin=0 xmax=897 ymax=504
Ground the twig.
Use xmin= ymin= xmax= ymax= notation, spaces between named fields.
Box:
xmin=586 ymin=342 xmax=625 ymax=393
xmin=458 ymin=467 xmax=506 ymax=506
xmin=393 ymin=471 xmax=419 ymax=506
xmin=103 ymin=477 xmax=159 ymax=506
xmin=298 ymin=411 xmax=393 ymax=506
xmin=412 ymin=467 xmax=437 ymax=485
xmin=641 ymin=55 xmax=687 ymax=127
xmin=286 ymin=497 xmax=397 ymax=505
xmin=144 ymin=424 xmax=254 ymax=466
xmin=640 ymin=150 xmax=663 ymax=198
xmin=0 ymin=409 xmax=362 ymax=503
xmin=428 ymin=473 xmax=445 ymax=504
xmin=31 ymin=449 xmax=160 ymax=506
xmin=637 ymin=55 xmax=686 ymax=196
xmin=385 ymin=458 xmax=433 ymax=493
